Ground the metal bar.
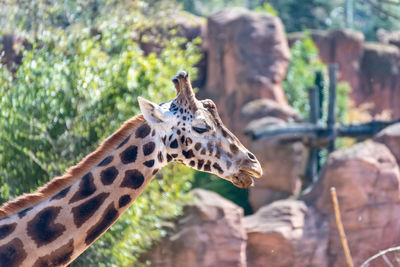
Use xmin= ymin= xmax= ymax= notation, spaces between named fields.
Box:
xmin=337 ymin=119 xmax=400 ymax=138
xmin=327 ymin=64 xmax=338 ymax=152
xmin=246 ymin=123 xmax=323 ymax=140
xmin=306 ymin=86 xmax=320 ymax=183
xmin=315 ymin=71 xmax=324 ymax=120
xmin=247 ymin=119 xmax=400 ymax=143
xmin=309 ymin=87 xmax=319 ymax=124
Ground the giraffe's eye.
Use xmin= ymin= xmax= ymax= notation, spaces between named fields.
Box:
xmin=192 ymin=125 xmax=209 ymax=134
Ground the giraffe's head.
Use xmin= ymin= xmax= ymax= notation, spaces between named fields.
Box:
xmin=138 ymin=71 xmax=262 ymax=188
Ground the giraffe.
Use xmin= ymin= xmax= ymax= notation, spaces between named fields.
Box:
xmin=0 ymin=71 xmax=262 ymax=267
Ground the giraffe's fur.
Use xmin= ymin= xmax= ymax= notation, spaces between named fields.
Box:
xmin=0 ymin=115 xmax=145 ymax=219
xmin=0 ymin=71 xmax=262 ymax=266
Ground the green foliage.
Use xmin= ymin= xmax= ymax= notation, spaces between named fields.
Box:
xmin=283 ymin=34 xmax=324 ymax=118
xmin=254 ymin=3 xmax=278 ymax=16
xmin=176 ymin=0 xmax=245 ymax=16
xmin=283 ymin=33 xmax=350 ymax=124
xmin=0 ymin=1 xmax=202 ymax=265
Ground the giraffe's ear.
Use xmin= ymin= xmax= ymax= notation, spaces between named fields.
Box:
xmin=138 ymin=96 xmax=168 ymax=123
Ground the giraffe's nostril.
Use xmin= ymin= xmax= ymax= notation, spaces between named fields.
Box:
xmin=248 ymin=152 xmax=256 ymax=161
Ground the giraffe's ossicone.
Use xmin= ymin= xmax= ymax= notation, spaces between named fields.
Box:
xmin=0 ymin=71 xmax=262 ymax=267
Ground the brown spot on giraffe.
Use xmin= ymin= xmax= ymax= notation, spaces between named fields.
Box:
xmin=207 ymin=142 xmax=214 ymax=154
xmin=226 ymin=160 xmax=232 ymax=169
xmin=118 ymin=195 xmax=132 ymax=208
xmin=51 ymin=186 xmax=71 ymax=201
xmin=98 ymin=155 xmax=113 ymax=167
xmin=27 ymin=207 xmax=66 ymax=247
xmin=182 ymin=149 xmax=195 ymax=159
xmin=204 ymin=161 xmax=211 ymax=172
xmin=135 ymin=122 xmax=151 ymax=138
xmin=194 ymin=143 xmax=201 ymax=151
xmin=100 ymin=166 xmax=119 ymax=185
xmin=229 ymin=143 xmax=239 ymax=154
xmin=152 ymin=168 xmax=159 ymax=175
xmin=0 ymin=223 xmax=17 ymax=240
xmin=215 ymin=147 xmax=221 ymax=159
xmin=143 ymin=142 xmax=155 ymax=156
xmin=0 ymin=238 xmax=27 ymax=267
xmin=212 ymin=163 xmax=224 ymax=174
xmin=120 ymin=145 xmax=138 ymax=164
xmin=185 ymin=137 xmax=193 ymax=146
xmin=18 ymin=207 xmax=33 ymax=218
xmin=116 ymin=135 xmax=131 ymax=149
xmin=120 ymin=169 xmax=145 ymax=189
xmin=72 ymin=192 xmax=110 ymax=228
xmin=197 ymin=159 xmax=204 ymax=169
xmin=32 ymin=239 xmax=74 ymax=267
xmin=157 ymin=151 xmax=164 ymax=163
xmin=69 ymin=173 xmax=96 ymax=204
xmin=170 ymin=139 xmax=178 ymax=149
xmin=166 ymin=154 xmax=173 ymax=162
xmin=143 ymin=160 xmax=155 ymax=168
xmin=85 ymin=203 xmax=119 ymax=245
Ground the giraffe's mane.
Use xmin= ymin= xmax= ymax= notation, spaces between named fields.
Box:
xmin=0 ymin=114 xmax=145 ymax=219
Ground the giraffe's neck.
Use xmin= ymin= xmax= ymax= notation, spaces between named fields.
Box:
xmin=0 ymin=119 xmax=168 ymax=266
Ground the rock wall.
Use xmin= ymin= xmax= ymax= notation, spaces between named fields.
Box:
xmin=244 ymin=200 xmax=329 ymax=267
xmin=288 ymin=29 xmax=400 ymax=119
xmin=358 ymin=43 xmax=400 ymax=118
xmin=305 ymin=140 xmax=400 ymax=267
xmin=242 ymin=99 xmax=306 ymax=210
xmin=375 ymin=123 xmax=400 ymax=165
xmin=141 ymin=189 xmax=247 ymax=267
xmin=203 ymin=7 xmax=290 ymax=144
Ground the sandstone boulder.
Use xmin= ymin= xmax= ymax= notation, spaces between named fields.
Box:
xmin=377 ymin=29 xmax=400 ymax=49
xmin=244 ymin=200 xmax=329 ymax=267
xmin=305 ymin=141 xmax=400 ymax=267
xmin=242 ymin=101 xmax=306 ymax=210
xmin=241 ymin=99 xmax=301 ymax=123
xmin=357 ymin=43 xmax=400 ymax=118
xmin=289 ymin=29 xmax=400 ymax=119
xmin=247 ymin=136 xmax=305 ymax=211
xmin=204 ymin=8 xmax=290 ymax=143
xmin=374 ymin=123 xmax=400 ymax=165
xmin=141 ymin=189 xmax=247 ymax=267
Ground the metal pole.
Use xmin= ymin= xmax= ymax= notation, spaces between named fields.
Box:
xmin=306 ymin=86 xmax=320 ymax=183
xmin=328 ymin=64 xmax=338 ymax=152
xmin=315 ymin=71 xmax=324 ymax=120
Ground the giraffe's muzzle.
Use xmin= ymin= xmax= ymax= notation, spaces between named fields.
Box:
xmin=230 ymin=167 xmax=262 ymax=188
xmin=229 ymin=155 xmax=263 ymax=188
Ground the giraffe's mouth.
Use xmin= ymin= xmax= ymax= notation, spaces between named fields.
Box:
xmin=231 ymin=169 xmax=261 ymax=188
